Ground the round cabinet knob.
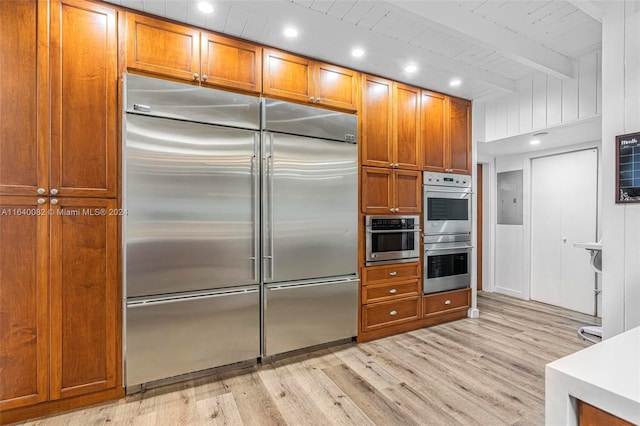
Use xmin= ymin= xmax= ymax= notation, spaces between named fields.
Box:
xmin=50 ymin=188 xmax=58 ymax=195
xmin=51 ymin=199 xmax=59 ymax=205
xmin=37 ymin=198 xmax=46 ymax=205
xmin=37 ymin=188 xmax=46 ymax=195
xmin=316 ymin=97 xmax=321 ymax=103
xmin=390 ymin=310 xmax=397 ymax=316
xmin=202 ymin=75 xmax=208 ymax=81
xmin=193 ymin=73 xmax=199 ymax=80
xmin=444 ymin=300 xmax=452 ymax=305
xmin=310 ymin=97 xmax=315 ymax=102
xmin=390 ymin=208 xmax=395 ymax=212
xmin=389 ymin=288 xmax=397 ymax=294
xmin=389 ymin=271 xmax=397 ymax=276
xmin=395 ymin=163 xmax=400 ymax=168
xmin=394 ymin=208 xmax=400 ymax=212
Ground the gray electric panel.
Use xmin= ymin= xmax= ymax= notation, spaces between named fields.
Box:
xmin=497 ymin=170 xmax=523 ymax=225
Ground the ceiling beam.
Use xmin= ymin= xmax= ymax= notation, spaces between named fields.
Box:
xmin=392 ymin=1 xmax=576 ymax=80
xmin=566 ymin=0 xmax=603 ymax=23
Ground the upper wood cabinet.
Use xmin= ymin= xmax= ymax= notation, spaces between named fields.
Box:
xmin=362 ymin=75 xmax=421 ymax=170
xmin=422 ymin=91 xmax=472 ymax=175
xmin=263 ymin=48 xmax=359 ymax=111
xmin=0 ymin=0 xmax=48 ymax=196
xmin=361 ymin=167 xmax=421 ymax=214
xmin=50 ymin=0 xmax=118 ymax=198
xmin=126 ymin=13 xmax=262 ymax=93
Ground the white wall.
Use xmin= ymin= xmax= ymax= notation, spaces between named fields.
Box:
xmin=483 ymin=52 xmax=602 ymax=142
xmin=601 ymin=2 xmax=640 ymax=338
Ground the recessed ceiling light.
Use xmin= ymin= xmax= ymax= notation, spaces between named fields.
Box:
xmin=405 ymin=64 xmax=417 ymax=73
xmin=352 ymin=48 xmax=364 ymax=58
xmin=449 ymin=79 xmax=462 ymax=87
xmin=284 ymin=27 xmax=298 ymax=38
xmin=530 ymin=139 xmax=541 ymax=145
xmin=197 ymin=2 xmax=214 ymax=14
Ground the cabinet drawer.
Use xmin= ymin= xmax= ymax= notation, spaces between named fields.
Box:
xmin=363 ymin=297 xmax=420 ymax=330
xmin=362 ymin=280 xmax=420 ymax=304
xmin=423 ymin=288 xmax=470 ymax=317
xmin=363 ymin=262 xmax=420 ymax=286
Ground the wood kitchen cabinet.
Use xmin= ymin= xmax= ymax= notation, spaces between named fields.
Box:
xmin=361 ymin=167 xmax=421 ymax=214
xmin=362 ymin=75 xmax=421 ymax=169
xmin=422 ymin=91 xmax=472 ymax=175
xmin=126 ymin=13 xmax=262 ymax=93
xmin=263 ymin=48 xmax=359 ymax=111
xmin=0 ymin=0 xmax=49 ymax=196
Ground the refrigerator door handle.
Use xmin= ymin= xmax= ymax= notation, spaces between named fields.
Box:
xmin=267 ymin=278 xmax=360 ymax=291
xmin=263 ymin=132 xmax=275 ymax=282
xmin=251 ymin=134 xmax=260 ymax=284
xmin=127 ymin=288 xmax=260 ymax=308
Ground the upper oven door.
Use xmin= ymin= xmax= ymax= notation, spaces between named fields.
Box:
xmin=424 ymin=187 xmax=472 ymax=235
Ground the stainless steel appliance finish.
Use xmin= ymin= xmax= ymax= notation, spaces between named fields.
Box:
xmin=261 ymin=99 xmax=358 ymax=355
xmin=264 ymin=278 xmax=359 ymax=356
xmin=365 ymin=215 xmax=421 ymax=265
xmin=423 ymin=234 xmax=472 ymax=294
xmin=423 ymin=172 xmax=472 ymax=236
xmin=125 ymin=286 xmax=259 ymax=386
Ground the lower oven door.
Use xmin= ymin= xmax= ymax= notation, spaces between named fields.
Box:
xmin=366 ymin=229 xmax=420 ymax=265
xmin=423 ymin=243 xmax=472 ymax=294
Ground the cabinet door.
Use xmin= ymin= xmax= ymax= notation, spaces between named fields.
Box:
xmin=50 ymin=0 xmax=117 ymax=198
xmin=361 ymin=167 xmax=393 ymax=214
xmin=314 ymin=62 xmax=359 ymax=111
xmin=421 ymin=90 xmax=446 ymax=173
xmin=395 ymin=170 xmax=421 ymax=214
xmin=448 ymin=96 xmax=472 ymax=175
xmin=393 ymin=83 xmax=421 ymax=170
xmin=50 ymin=198 xmax=119 ymax=399
xmin=361 ymin=75 xmax=393 ymax=168
xmin=262 ymin=48 xmax=312 ymax=103
xmin=125 ymin=13 xmax=200 ymax=82
xmin=0 ymin=197 xmax=49 ymax=410
xmin=0 ymin=0 xmax=48 ymax=196
xmin=201 ymin=32 xmax=261 ymax=93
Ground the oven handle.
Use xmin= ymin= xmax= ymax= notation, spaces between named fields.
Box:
xmin=424 ymin=188 xmax=472 ymax=194
xmin=367 ymin=229 xmax=422 ymax=234
xmin=425 ymin=245 xmax=473 ymax=252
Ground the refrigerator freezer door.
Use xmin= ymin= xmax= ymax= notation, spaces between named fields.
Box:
xmin=125 ymin=114 xmax=259 ymax=298
xmin=124 ymin=74 xmax=260 ymax=129
xmin=125 ymin=287 xmax=260 ymax=387
xmin=264 ymin=279 xmax=359 ymax=356
xmin=263 ymin=132 xmax=358 ymax=283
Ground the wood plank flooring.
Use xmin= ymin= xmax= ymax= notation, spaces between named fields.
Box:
xmin=14 ymin=292 xmax=600 ymax=426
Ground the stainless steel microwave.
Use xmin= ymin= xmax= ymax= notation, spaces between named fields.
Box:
xmin=365 ymin=215 xmax=420 ymax=265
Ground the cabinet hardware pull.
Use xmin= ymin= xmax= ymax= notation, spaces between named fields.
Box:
xmin=394 ymin=208 xmax=400 ymax=212
xmin=389 ymin=289 xmax=397 ymax=294
xmin=389 ymin=271 xmax=397 ymax=276
xmin=37 ymin=198 xmax=46 ymax=205
xmin=50 ymin=188 xmax=58 ymax=195
xmin=444 ymin=300 xmax=451 ymax=305
xmin=202 ymin=75 xmax=208 ymax=81
xmin=390 ymin=310 xmax=397 ymax=316
xmin=37 ymin=188 xmax=46 ymax=195
xmin=310 ymin=96 xmax=315 ymax=102
xmin=51 ymin=199 xmax=59 ymax=205
xmin=316 ymin=97 xmax=321 ymax=103
xmin=390 ymin=208 xmax=394 ymax=212
xmin=193 ymin=73 xmax=199 ymax=80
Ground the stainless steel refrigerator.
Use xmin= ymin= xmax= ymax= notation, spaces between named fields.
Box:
xmin=123 ymin=74 xmax=261 ymax=387
xmin=262 ymin=99 xmax=358 ymax=356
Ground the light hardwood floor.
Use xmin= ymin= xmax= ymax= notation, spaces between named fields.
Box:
xmin=15 ymin=293 xmax=600 ymax=426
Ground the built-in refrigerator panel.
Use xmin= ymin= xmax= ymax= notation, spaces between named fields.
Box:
xmin=124 ymin=73 xmax=261 ymax=129
xmin=125 ymin=113 xmax=259 ymax=298
xmin=126 ymin=286 xmax=260 ymax=387
xmin=263 ymin=278 xmax=359 ymax=356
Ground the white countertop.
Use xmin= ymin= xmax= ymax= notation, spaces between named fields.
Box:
xmin=545 ymin=326 xmax=640 ymax=425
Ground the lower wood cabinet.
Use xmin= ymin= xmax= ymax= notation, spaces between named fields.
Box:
xmin=423 ymin=288 xmax=471 ymax=318
xmin=0 ymin=197 xmax=122 ymax=417
xmin=578 ymin=400 xmax=634 ymax=426
xmin=363 ymin=296 xmax=421 ymax=330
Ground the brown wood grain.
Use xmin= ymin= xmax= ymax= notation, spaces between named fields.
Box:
xmin=200 ymin=32 xmax=262 ymax=93
xmin=362 ymin=262 xmax=421 ymax=285
xmin=262 ymin=48 xmax=311 ymax=103
xmin=314 ymin=62 xmax=359 ymax=112
xmin=421 ymin=90 xmax=447 ymax=173
xmin=49 ymin=198 xmax=119 ymax=400
xmin=0 ymin=197 xmax=49 ymax=411
xmin=578 ymin=400 xmax=634 ymax=426
xmin=361 ymin=75 xmax=393 ymax=168
xmin=50 ymin=0 xmax=118 ymax=197
xmin=448 ymin=96 xmax=472 ymax=175
xmin=360 ymin=167 xmax=393 ymax=214
xmin=362 ymin=296 xmax=421 ymax=331
xmin=394 ymin=169 xmax=421 ymax=214
xmin=0 ymin=0 xmax=49 ymax=196
xmin=362 ymin=280 xmax=421 ymax=304
xmin=423 ymin=288 xmax=471 ymax=317
xmin=393 ymin=82 xmax=421 ymax=170
xmin=125 ymin=13 xmax=200 ymax=82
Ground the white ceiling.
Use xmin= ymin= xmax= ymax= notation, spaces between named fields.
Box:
xmin=105 ymin=0 xmax=603 ymax=100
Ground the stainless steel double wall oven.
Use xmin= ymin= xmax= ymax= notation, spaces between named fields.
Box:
xmin=423 ymin=172 xmax=472 ymax=294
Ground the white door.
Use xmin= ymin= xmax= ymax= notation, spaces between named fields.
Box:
xmin=530 ymin=149 xmax=597 ymax=314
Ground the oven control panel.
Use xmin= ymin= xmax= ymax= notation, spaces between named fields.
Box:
xmin=423 ymin=172 xmax=471 ymax=188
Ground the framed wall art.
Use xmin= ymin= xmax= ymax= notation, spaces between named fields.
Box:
xmin=616 ymin=132 xmax=640 ymax=203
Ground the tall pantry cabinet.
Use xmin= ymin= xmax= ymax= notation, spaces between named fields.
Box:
xmin=0 ymin=0 xmax=122 ymax=418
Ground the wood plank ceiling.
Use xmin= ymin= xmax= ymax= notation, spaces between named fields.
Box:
xmin=105 ymin=0 xmax=602 ymax=101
